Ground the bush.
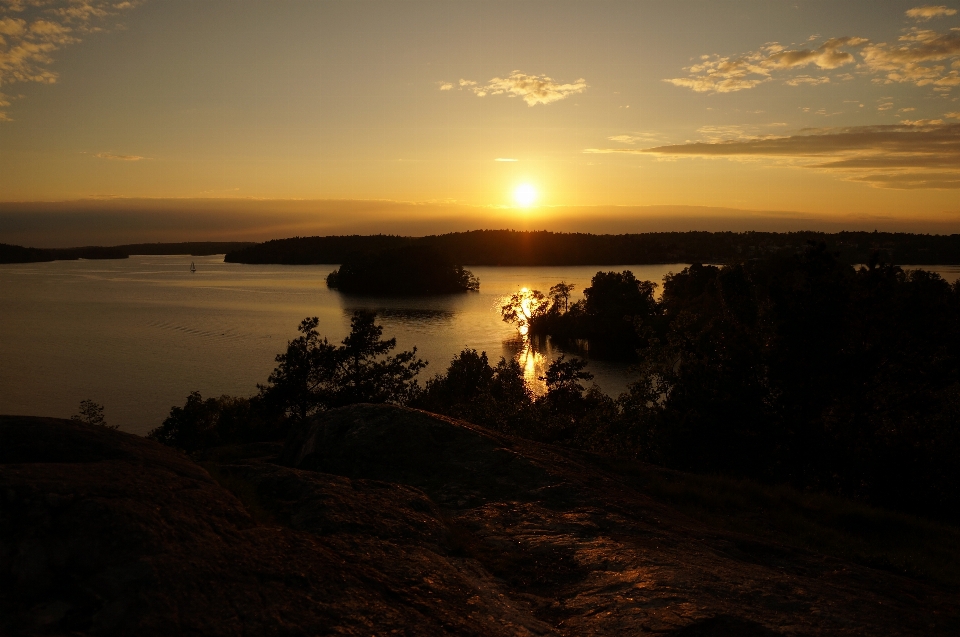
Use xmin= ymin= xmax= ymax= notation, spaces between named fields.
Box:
xmin=147 ymin=393 xmax=280 ymax=453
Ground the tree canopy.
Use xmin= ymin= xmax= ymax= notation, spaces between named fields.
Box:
xmin=260 ymin=310 xmax=426 ymax=420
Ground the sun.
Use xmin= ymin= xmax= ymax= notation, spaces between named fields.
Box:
xmin=513 ymin=183 xmax=538 ymax=207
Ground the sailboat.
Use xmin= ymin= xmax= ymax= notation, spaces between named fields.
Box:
xmin=190 ymin=261 xmax=196 ymax=273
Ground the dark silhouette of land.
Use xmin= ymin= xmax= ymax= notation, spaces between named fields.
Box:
xmin=223 ymin=229 xmax=960 ymax=266
xmin=3 ymin=409 xmax=959 ymax=635
xmin=0 ymin=241 xmax=255 ymax=264
xmin=5 ymin=231 xmax=960 ymax=265
xmin=326 ymin=246 xmax=480 ymax=294
xmin=5 ymin=256 xmax=960 ymax=633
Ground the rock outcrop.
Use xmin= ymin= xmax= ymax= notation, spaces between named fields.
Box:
xmin=2 ymin=406 xmax=958 ymax=636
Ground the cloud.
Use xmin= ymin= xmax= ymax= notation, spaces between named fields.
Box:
xmin=0 ymin=1 xmax=138 ymax=120
xmin=862 ymin=28 xmax=960 ymax=87
xmin=901 ymin=118 xmax=945 ymax=125
xmin=619 ymin=122 xmax=960 ymax=189
xmin=696 ymin=125 xmax=757 ymax=141
xmin=494 ymin=158 xmax=518 ymax=162
xmin=453 ymin=71 xmax=587 ymax=105
xmin=670 ymin=24 xmax=960 ymax=94
xmin=437 ymin=82 xmax=453 ymax=91
xmin=608 ymin=135 xmax=643 ymax=144
xmin=784 ymin=75 xmax=831 ymax=86
xmin=94 ymin=152 xmax=144 ymax=161
xmin=666 ymin=38 xmax=866 ymax=93
xmin=906 ymin=5 xmax=958 ymax=21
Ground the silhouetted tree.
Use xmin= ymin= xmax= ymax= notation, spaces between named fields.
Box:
xmin=147 ymin=392 xmax=290 ymax=453
xmin=413 ymin=349 xmax=532 ymax=433
xmin=549 ymin=281 xmax=576 ymax=313
xmin=261 ymin=310 xmax=426 ymax=420
xmin=148 ymin=391 xmax=220 ymax=452
xmin=500 ymin=288 xmax=549 ymax=335
xmin=71 ymin=399 xmax=115 ymax=429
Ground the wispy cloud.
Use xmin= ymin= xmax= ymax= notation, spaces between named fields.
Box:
xmin=862 ymin=27 xmax=960 ymax=88
xmin=608 ymin=135 xmax=641 ymax=144
xmin=784 ymin=75 xmax=831 ymax=86
xmin=443 ymin=70 xmax=587 ymax=106
xmin=665 ymin=37 xmax=867 ymax=93
xmin=906 ymin=5 xmax=958 ymax=21
xmin=94 ymin=152 xmax=144 ymax=161
xmin=595 ymin=123 xmax=960 ymax=189
xmin=670 ymin=25 xmax=960 ymax=94
xmin=0 ymin=1 xmax=140 ymax=121
xmin=494 ymin=157 xmax=518 ymax=162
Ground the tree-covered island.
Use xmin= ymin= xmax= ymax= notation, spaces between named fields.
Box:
xmin=325 ymin=246 xmax=479 ymax=294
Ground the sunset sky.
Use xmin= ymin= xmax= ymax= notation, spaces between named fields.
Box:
xmin=2 ymin=0 xmax=960 ymax=245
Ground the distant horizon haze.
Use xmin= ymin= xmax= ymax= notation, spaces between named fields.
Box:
xmin=1 ymin=199 xmax=958 ymax=249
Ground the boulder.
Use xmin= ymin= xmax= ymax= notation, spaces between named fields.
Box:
xmin=3 ymin=408 xmax=959 ymax=636
xmin=280 ymin=403 xmax=564 ymax=508
xmin=0 ymin=415 xmax=552 ymax=636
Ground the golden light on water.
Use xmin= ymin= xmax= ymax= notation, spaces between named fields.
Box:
xmin=519 ymin=287 xmax=533 ymax=322
xmin=513 ymin=184 xmax=538 ymax=207
xmin=518 ymin=341 xmax=546 ymax=394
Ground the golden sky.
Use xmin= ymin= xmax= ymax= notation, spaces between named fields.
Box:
xmin=1 ymin=0 xmax=959 ymax=243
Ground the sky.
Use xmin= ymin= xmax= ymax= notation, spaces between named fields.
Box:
xmin=1 ymin=0 xmax=960 ymax=246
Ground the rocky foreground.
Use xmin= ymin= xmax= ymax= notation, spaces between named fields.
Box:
xmin=1 ymin=405 xmax=958 ymax=636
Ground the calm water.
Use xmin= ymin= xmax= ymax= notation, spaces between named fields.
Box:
xmin=0 ymin=256 xmax=693 ymax=434
xmin=3 ymin=257 xmax=958 ymax=435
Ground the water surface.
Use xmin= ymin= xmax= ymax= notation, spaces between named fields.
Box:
xmin=0 ymin=256 xmax=690 ymax=434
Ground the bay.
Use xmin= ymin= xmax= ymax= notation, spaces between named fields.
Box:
xmin=0 ymin=256 xmax=689 ymax=434
xmin=3 ymin=257 xmax=957 ymax=435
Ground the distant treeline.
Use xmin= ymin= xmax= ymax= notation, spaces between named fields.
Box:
xmin=0 ymin=241 xmax=256 ymax=264
xmin=223 ymin=230 xmax=960 ymax=266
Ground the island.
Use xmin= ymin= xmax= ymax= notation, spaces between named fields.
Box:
xmin=325 ymin=246 xmax=479 ymax=294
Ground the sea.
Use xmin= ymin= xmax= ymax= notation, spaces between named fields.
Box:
xmin=2 ymin=256 xmax=958 ymax=435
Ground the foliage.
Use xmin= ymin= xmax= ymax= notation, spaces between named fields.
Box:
xmin=149 ymin=248 xmax=960 ymax=524
xmin=548 ymin=281 xmax=576 ymax=313
xmin=71 ymin=399 xmax=116 ymax=429
xmin=505 ymin=271 xmax=660 ymax=352
xmin=414 ymin=350 xmax=618 ymax=452
xmin=500 ymin=288 xmax=549 ymax=335
xmin=147 ymin=393 xmax=275 ymax=453
xmin=491 ymin=249 xmax=960 ymax=521
xmin=326 ymin=246 xmax=479 ymax=294
xmin=261 ymin=310 xmax=426 ymax=420
xmin=413 ymin=349 xmax=532 ymax=432
xmin=620 ymin=246 xmax=960 ymax=520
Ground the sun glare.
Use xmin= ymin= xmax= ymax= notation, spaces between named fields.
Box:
xmin=513 ymin=184 xmax=538 ymax=207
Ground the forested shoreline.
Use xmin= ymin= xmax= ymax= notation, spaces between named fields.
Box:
xmin=224 ymin=230 xmax=960 ymax=266
xmin=0 ymin=241 xmax=256 ymax=264
xmin=145 ymin=244 xmax=960 ymax=525
xmin=5 ymin=231 xmax=960 ymax=265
